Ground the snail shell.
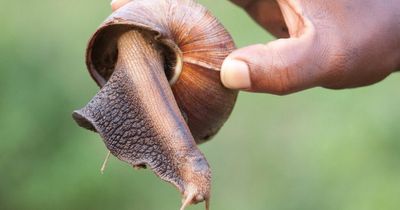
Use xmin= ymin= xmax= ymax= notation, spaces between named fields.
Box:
xmin=87 ymin=0 xmax=237 ymax=143
xmin=73 ymin=0 xmax=237 ymax=209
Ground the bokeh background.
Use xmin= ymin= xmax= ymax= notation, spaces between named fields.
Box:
xmin=1 ymin=0 xmax=400 ymax=210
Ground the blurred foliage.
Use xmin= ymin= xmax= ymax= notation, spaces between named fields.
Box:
xmin=0 ymin=0 xmax=399 ymax=210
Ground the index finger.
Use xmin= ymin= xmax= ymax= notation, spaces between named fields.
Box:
xmin=230 ymin=0 xmax=289 ymax=38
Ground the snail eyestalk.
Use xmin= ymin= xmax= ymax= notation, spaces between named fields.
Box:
xmin=180 ymin=192 xmax=194 ymax=210
xmin=205 ymin=198 xmax=210 ymax=210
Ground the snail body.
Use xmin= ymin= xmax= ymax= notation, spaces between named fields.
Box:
xmin=73 ymin=0 xmax=237 ymax=209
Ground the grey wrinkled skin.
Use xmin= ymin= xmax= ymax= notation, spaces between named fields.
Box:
xmin=73 ymin=67 xmax=181 ymax=186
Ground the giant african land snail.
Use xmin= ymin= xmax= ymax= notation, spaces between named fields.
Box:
xmin=72 ymin=0 xmax=237 ymax=209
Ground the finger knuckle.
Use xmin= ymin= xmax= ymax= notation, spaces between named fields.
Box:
xmin=265 ymin=60 xmax=296 ymax=95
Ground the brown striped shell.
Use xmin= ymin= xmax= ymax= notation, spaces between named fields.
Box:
xmin=86 ymin=0 xmax=238 ymax=144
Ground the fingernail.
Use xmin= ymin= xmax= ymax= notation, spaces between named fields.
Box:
xmin=221 ymin=58 xmax=251 ymax=89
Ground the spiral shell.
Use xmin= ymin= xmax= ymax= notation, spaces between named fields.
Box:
xmin=86 ymin=0 xmax=237 ymax=143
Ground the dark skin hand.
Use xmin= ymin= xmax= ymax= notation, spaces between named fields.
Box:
xmin=112 ymin=0 xmax=400 ymax=95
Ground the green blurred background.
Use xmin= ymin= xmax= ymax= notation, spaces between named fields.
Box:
xmin=1 ymin=1 xmax=399 ymax=210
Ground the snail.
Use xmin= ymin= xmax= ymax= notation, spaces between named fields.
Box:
xmin=72 ymin=0 xmax=237 ymax=209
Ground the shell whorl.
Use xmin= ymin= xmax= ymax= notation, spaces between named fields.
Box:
xmin=86 ymin=0 xmax=238 ymax=143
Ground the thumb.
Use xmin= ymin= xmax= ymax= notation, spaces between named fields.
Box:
xmin=220 ymin=32 xmax=325 ymax=95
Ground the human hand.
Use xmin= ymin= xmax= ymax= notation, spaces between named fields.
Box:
xmin=111 ymin=0 xmax=400 ymax=95
xmin=222 ymin=0 xmax=400 ymax=94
